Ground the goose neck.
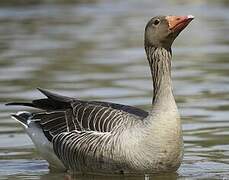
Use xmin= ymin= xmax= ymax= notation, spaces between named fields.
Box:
xmin=145 ymin=46 xmax=174 ymax=106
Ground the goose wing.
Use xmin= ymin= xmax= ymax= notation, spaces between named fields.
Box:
xmin=7 ymin=88 xmax=148 ymax=142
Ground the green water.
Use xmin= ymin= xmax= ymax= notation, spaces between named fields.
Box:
xmin=0 ymin=0 xmax=229 ymax=179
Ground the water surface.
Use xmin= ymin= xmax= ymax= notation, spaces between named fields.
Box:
xmin=0 ymin=0 xmax=229 ymax=179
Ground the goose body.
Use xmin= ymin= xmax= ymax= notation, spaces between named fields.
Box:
xmin=7 ymin=15 xmax=194 ymax=174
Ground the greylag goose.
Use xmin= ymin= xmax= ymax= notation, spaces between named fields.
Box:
xmin=7 ymin=15 xmax=194 ymax=174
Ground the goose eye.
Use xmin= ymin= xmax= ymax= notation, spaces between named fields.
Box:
xmin=154 ymin=19 xmax=160 ymax=25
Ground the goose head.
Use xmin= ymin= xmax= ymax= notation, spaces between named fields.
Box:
xmin=144 ymin=15 xmax=194 ymax=50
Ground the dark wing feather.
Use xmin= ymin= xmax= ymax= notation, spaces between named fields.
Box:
xmin=88 ymin=101 xmax=148 ymax=118
xmin=7 ymin=88 xmax=148 ymax=117
xmin=32 ymin=111 xmax=68 ymax=141
xmin=7 ymin=88 xmax=148 ymax=141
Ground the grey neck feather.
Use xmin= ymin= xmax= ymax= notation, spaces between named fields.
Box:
xmin=145 ymin=46 xmax=174 ymax=106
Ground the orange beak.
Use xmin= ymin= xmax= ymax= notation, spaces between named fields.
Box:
xmin=165 ymin=15 xmax=194 ymax=32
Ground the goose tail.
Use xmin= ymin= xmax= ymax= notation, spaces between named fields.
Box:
xmin=11 ymin=111 xmax=32 ymax=129
xmin=10 ymin=112 xmax=66 ymax=171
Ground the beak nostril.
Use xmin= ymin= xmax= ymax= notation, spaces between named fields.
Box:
xmin=176 ymin=18 xmax=180 ymax=21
